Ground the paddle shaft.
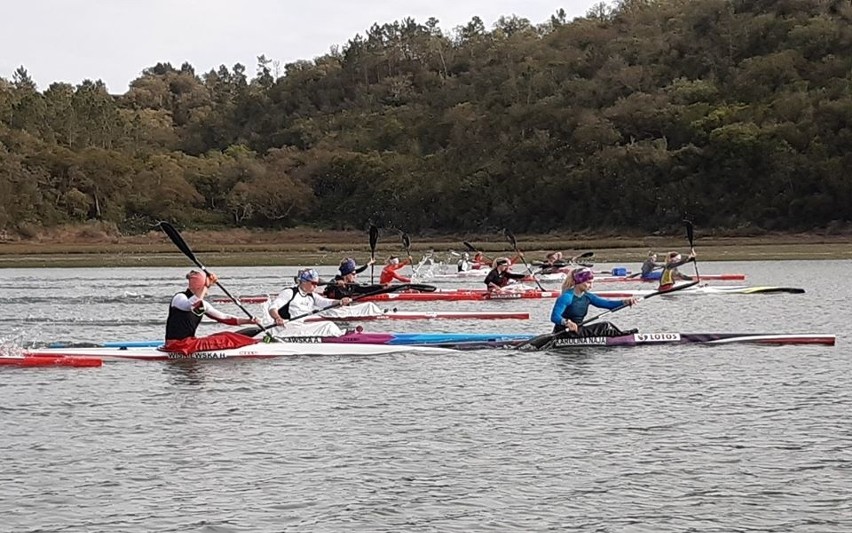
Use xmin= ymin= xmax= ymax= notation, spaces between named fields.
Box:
xmin=580 ymin=279 xmax=701 ymax=326
xmin=504 ymin=230 xmax=545 ymax=291
xmin=159 ymin=222 xmax=265 ymax=329
xmin=369 ymin=225 xmax=379 ymax=284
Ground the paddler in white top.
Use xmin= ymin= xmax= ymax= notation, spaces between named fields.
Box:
xmin=163 ymin=270 xmax=259 ymax=355
xmin=267 ymin=269 xmax=352 ymax=337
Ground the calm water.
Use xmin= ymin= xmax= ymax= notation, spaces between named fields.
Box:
xmin=1 ymin=261 xmax=850 ymax=532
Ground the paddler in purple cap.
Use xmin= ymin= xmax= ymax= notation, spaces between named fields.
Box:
xmin=550 ymin=267 xmax=639 ymax=337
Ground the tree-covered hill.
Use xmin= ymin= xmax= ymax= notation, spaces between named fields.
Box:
xmin=2 ymin=0 xmax=851 ymax=235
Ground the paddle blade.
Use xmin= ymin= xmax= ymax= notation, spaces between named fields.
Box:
xmin=462 ymin=241 xmax=477 ymax=252
xmin=503 ymin=229 xmax=518 ymax=250
xmin=576 ymin=251 xmax=595 ymax=261
xmin=369 ymin=225 xmax=379 ymax=254
xmin=684 ymin=219 xmax=694 ymax=248
xmin=159 ymin=221 xmax=203 ymax=270
xmin=401 ymin=232 xmax=411 ymax=252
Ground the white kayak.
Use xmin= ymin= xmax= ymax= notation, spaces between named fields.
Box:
xmin=593 ymin=285 xmax=805 ymax=297
xmin=24 ymin=341 xmax=455 ymax=361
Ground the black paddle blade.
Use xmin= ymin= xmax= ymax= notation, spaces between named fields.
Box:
xmin=684 ymin=219 xmax=694 ymax=248
xmin=462 ymin=241 xmax=478 ymax=252
xmin=369 ymin=225 xmax=379 ymax=252
xmin=503 ymin=229 xmax=518 ymax=249
xmin=401 ymin=232 xmax=411 ymax=251
xmin=577 ymin=251 xmax=594 ymax=260
xmin=159 ymin=221 xmax=202 ymax=269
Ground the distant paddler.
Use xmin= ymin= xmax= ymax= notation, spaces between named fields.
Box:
xmin=484 ymin=257 xmax=528 ymax=293
xmin=380 ymin=255 xmax=413 ymax=286
xmin=640 ymin=251 xmax=665 ymax=281
xmin=324 ymin=258 xmax=385 ymax=299
xmin=659 ymin=251 xmax=696 ymax=291
xmin=550 ymin=267 xmax=638 ymax=337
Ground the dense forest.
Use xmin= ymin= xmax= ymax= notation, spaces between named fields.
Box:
xmin=1 ymin=0 xmax=851 ymax=236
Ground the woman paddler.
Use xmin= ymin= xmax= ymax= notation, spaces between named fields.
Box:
xmin=659 ymin=251 xmax=696 ymax=291
xmin=324 ymin=258 xmax=385 ymax=299
xmin=550 ymin=267 xmax=639 ymax=337
xmin=484 ymin=257 xmax=527 ymax=293
xmin=164 ymin=270 xmax=259 ymax=354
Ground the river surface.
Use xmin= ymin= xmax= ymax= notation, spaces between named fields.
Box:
xmin=0 ymin=261 xmax=849 ymax=532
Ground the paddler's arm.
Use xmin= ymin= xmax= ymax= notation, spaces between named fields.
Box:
xmin=203 ymin=302 xmax=258 ymax=326
xmin=550 ymin=292 xmax=575 ymax=327
xmin=587 ymin=292 xmax=637 ymax=309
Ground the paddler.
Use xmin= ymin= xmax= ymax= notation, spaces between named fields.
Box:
xmin=484 ymin=257 xmax=527 ymax=292
xmin=380 ymin=255 xmax=413 ymax=286
xmin=550 ymin=267 xmax=639 ymax=337
xmin=640 ymin=251 xmax=665 ymax=281
xmin=164 ymin=270 xmax=259 ymax=354
xmin=324 ymin=258 xmax=385 ymax=299
xmin=659 ymin=250 xmax=696 ymax=291
xmin=269 ymin=269 xmax=352 ymax=336
xmin=538 ymin=251 xmax=568 ymax=275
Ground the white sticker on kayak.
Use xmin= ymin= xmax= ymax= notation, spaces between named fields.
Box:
xmin=635 ymin=333 xmax=681 ymax=342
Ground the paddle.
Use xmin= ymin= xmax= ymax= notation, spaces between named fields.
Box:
xmin=160 ymin=222 xmax=260 ymax=321
xmin=236 ymin=283 xmax=436 ymax=337
xmin=400 ymin=231 xmax=427 ymax=277
xmin=503 ymin=229 xmax=545 ymax=291
xmin=581 ymin=279 xmax=700 ymax=326
xmin=685 ymin=219 xmax=700 ymax=280
xmin=462 ymin=241 xmax=492 ymax=264
xmin=369 ymin=224 xmax=379 ymax=284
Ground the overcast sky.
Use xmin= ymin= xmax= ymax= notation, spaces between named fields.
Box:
xmin=2 ymin=0 xmax=600 ymax=93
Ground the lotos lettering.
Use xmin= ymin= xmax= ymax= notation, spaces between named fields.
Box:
xmin=635 ymin=333 xmax=681 ymax=342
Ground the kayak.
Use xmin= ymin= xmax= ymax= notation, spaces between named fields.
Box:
xmin=302 ymin=304 xmax=529 ymax=321
xmin=585 ymin=286 xmax=806 ymax=298
xmin=0 ymin=355 xmax=102 ymax=367
xmin=26 ymin=330 xmax=835 ymax=361
xmin=527 ymin=332 xmax=835 ymax=350
xmin=535 ymin=273 xmax=746 ymax=283
xmin=24 ymin=341 xmax=455 ymax=361
xmin=48 ymin=332 xmax=536 ymax=351
xmin=216 ymin=284 xmax=800 ymax=304
xmin=216 ymin=288 xmax=559 ymax=304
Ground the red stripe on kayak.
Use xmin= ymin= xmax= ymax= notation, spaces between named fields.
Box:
xmin=0 ymin=356 xmax=102 ymax=367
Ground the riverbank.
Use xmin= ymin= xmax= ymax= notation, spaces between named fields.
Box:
xmin=1 ymin=227 xmax=850 ymax=268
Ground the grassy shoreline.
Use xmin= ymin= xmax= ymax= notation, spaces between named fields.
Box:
xmin=1 ymin=230 xmax=851 ymax=268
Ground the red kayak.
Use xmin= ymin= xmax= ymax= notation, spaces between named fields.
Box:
xmin=216 ymin=289 xmax=562 ymax=304
xmin=0 ymin=355 xmax=102 ymax=368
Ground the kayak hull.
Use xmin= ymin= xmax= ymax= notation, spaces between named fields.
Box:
xmin=218 ymin=285 xmax=801 ymax=304
xmin=28 ymin=331 xmax=835 ymax=361
xmin=529 ymin=332 xmax=835 ymax=350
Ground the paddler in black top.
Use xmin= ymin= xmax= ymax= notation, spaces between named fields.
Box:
xmin=163 ymin=270 xmax=259 ymax=355
xmin=659 ymin=251 xmax=696 ymax=291
xmin=640 ymin=251 xmax=665 ymax=281
xmin=484 ymin=257 xmax=527 ymax=293
xmin=323 ymin=258 xmax=385 ymax=299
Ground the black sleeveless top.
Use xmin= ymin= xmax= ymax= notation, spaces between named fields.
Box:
xmin=165 ymin=289 xmax=204 ymax=341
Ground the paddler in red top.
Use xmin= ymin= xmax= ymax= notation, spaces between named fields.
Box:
xmin=163 ymin=270 xmax=259 ymax=355
xmin=379 ymin=255 xmax=413 ymax=286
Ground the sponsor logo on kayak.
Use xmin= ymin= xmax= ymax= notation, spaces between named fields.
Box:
xmin=168 ymin=352 xmax=229 ymax=359
xmin=551 ymin=337 xmax=607 ymax=346
xmin=488 ymin=293 xmax=522 ymax=299
xmin=635 ymin=333 xmax=681 ymax=342
xmin=275 ymin=336 xmax=322 ymax=343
